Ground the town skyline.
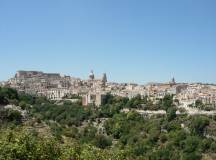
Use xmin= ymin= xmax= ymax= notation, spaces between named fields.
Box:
xmin=1 ymin=53 xmax=216 ymax=84
xmin=1 ymin=1 xmax=216 ymax=84
xmin=1 ymin=70 xmax=215 ymax=86
xmin=2 ymin=70 xmax=216 ymax=108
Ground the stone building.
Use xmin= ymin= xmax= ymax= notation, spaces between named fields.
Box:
xmin=82 ymin=92 xmax=106 ymax=107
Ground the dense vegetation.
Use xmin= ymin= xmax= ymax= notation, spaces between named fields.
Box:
xmin=0 ymin=87 xmax=216 ymax=159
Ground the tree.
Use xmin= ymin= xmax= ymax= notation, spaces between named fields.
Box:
xmin=0 ymin=109 xmax=22 ymax=124
xmin=19 ymin=101 xmax=27 ymax=110
xmin=210 ymin=142 xmax=216 ymax=152
xmin=190 ymin=116 xmax=209 ymax=136
xmin=0 ymin=94 xmax=8 ymax=104
xmin=19 ymin=94 xmax=35 ymax=105
xmin=126 ymin=111 xmax=142 ymax=121
xmin=0 ymin=87 xmax=18 ymax=100
xmin=7 ymin=109 xmax=22 ymax=123
xmin=201 ymin=139 xmax=212 ymax=152
xmin=0 ymin=130 xmax=62 ymax=160
xmin=102 ymin=93 xmax=114 ymax=105
xmin=150 ymin=148 xmax=171 ymax=160
xmin=181 ymin=136 xmax=202 ymax=160
xmin=93 ymin=134 xmax=112 ymax=149
xmin=195 ymin=100 xmax=203 ymax=108
xmin=181 ymin=152 xmax=202 ymax=160
xmin=183 ymin=136 xmax=201 ymax=153
xmin=167 ymin=107 xmax=177 ymax=121
xmin=161 ymin=95 xmax=174 ymax=111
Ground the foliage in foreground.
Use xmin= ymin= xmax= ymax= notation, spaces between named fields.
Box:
xmin=0 ymin=128 xmax=128 ymax=160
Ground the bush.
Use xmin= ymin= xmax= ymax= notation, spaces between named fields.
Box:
xmin=210 ymin=142 xmax=216 ymax=152
xmin=190 ymin=116 xmax=210 ymax=136
xmin=93 ymin=134 xmax=112 ymax=149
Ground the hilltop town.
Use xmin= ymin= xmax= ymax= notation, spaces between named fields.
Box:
xmin=1 ymin=70 xmax=216 ymax=112
xmin=1 ymin=71 xmax=216 ymax=160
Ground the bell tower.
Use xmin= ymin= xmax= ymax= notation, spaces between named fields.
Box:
xmin=102 ymin=73 xmax=107 ymax=87
xmin=89 ymin=70 xmax=95 ymax=80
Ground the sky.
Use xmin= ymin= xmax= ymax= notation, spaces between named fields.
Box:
xmin=0 ymin=0 xmax=216 ymax=84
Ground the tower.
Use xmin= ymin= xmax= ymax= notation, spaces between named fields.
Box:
xmin=170 ymin=77 xmax=176 ymax=86
xmin=171 ymin=77 xmax=176 ymax=84
xmin=89 ymin=70 xmax=95 ymax=80
xmin=102 ymin=73 xmax=107 ymax=87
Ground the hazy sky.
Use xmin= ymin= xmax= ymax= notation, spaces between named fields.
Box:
xmin=0 ymin=0 xmax=216 ymax=84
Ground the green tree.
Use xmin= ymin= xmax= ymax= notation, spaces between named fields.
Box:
xmin=190 ymin=116 xmax=209 ymax=136
xmin=167 ymin=107 xmax=177 ymax=121
xmin=161 ymin=95 xmax=174 ymax=111
xmin=93 ymin=134 xmax=112 ymax=149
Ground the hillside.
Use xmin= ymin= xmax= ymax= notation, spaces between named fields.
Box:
xmin=0 ymin=87 xmax=216 ymax=160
